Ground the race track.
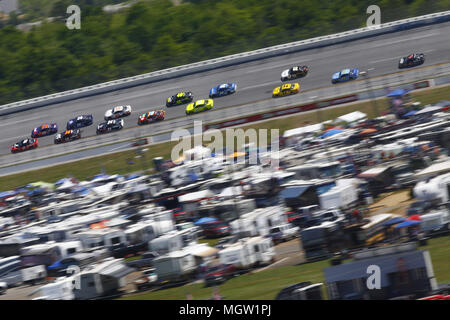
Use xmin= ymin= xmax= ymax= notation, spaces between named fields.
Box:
xmin=1 ymin=21 xmax=450 ymax=156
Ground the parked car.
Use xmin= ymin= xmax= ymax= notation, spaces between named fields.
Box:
xmin=134 ymin=268 xmax=158 ymax=292
xmin=204 ymin=264 xmax=236 ymax=287
xmin=267 ymin=224 xmax=299 ymax=244
xmin=200 ymin=221 xmax=232 ymax=238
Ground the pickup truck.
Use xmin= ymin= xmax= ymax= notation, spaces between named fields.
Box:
xmin=126 ymin=251 xmax=159 ymax=270
xmin=267 ymin=224 xmax=299 ymax=244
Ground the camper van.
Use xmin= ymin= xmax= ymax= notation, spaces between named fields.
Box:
xmin=152 ymin=250 xmax=197 ymax=283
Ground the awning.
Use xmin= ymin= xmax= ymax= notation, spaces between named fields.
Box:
xmin=194 ymin=217 xmax=218 ymax=225
xmin=336 ymin=111 xmax=367 ymax=123
xmin=394 ymin=220 xmax=421 ymax=229
xmin=188 ymin=245 xmax=219 ymax=258
xmin=415 ymin=105 xmax=442 ymax=115
xmin=387 ymin=89 xmax=410 ymax=97
xmin=178 ymin=189 xmax=215 ymax=203
xmin=280 ymin=186 xmax=310 ymax=199
xmin=100 ymin=264 xmax=135 ymax=279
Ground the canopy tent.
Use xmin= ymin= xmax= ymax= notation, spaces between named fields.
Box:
xmin=394 ymin=220 xmax=421 ymax=229
xmin=402 ymin=110 xmax=418 ymax=118
xmin=194 ymin=217 xmax=218 ymax=226
xmin=320 ymin=129 xmax=343 ymax=139
xmin=407 ymin=214 xmax=422 ymax=221
xmin=384 ymin=217 xmax=406 ymax=226
xmin=387 ymin=89 xmax=410 ymax=97
xmin=336 ymin=111 xmax=367 ymax=124
xmin=359 ymin=128 xmax=378 ymax=135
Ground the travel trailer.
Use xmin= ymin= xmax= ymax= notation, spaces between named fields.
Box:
xmin=152 ymin=250 xmax=197 ymax=283
xmin=73 ymin=258 xmax=134 ymax=300
xmin=148 ymin=231 xmax=185 ymax=255
xmin=219 ymin=237 xmax=275 ymax=269
xmin=230 ymin=206 xmax=287 ymax=237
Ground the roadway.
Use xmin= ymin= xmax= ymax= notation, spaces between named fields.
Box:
xmin=1 ymin=21 xmax=450 ymax=157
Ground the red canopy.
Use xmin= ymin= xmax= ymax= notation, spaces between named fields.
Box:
xmin=407 ymin=214 xmax=421 ymax=221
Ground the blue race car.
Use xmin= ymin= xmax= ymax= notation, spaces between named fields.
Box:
xmin=31 ymin=123 xmax=58 ymax=138
xmin=209 ymin=83 xmax=237 ymax=98
xmin=67 ymin=115 xmax=93 ymax=130
xmin=331 ymin=68 xmax=359 ymax=84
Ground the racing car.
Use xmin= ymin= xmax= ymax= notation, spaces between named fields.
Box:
xmin=137 ymin=110 xmax=165 ymax=125
xmin=54 ymin=129 xmax=81 ymax=144
xmin=166 ymin=92 xmax=193 ymax=107
xmin=11 ymin=138 xmax=38 ymax=153
xmin=209 ymin=83 xmax=237 ymax=98
xmin=31 ymin=123 xmax=58 ymax=138
xmin=186 ymin=99 xmax=214 ymax=115
xmin=331 ymin=68 xmax=359 ymax=84
xmin=104 ymin=105 xmax=132 ymax=121
xmin=272 ymin=83 xmax=300 ymax=98
xmin=281 ymin=66 xmax=309 ymax=81
xmin=96 ymin=119 xmax=124 ymax=134
xmin=398 ymin=53 xmax=425 ymax=69
xmin=67 ymin=115 xmax=93 ymax=130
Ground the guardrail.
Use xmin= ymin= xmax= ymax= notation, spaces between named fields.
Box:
xmin=0 ymin=10 xmax=449 ymax=116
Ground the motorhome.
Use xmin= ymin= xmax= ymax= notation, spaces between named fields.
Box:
xmin=319 ymin=179 xmax=360 ymax=210
xmin=20 ymin=241 xmax=83 ymax=268
xmin=152 ymin=250 xmax=197 ymax=283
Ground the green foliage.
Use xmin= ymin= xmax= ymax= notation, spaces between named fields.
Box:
xmin=0 ymin=0 xmax=448 ymax=105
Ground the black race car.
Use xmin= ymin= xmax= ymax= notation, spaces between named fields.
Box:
xmin=398 ymin=53 xmax=425 ymax=69
xmin=166 ymin=92 xmax=193 ymax=107
xmin=54 ymin=129 xmax=81 ymax=144
xmin=67 ymin=115 xmax=93 ymax=130
xmin=96 ymin=119 xmax=124 ymax=134
xmin=281 ymin=66 xmax=309 ymax=81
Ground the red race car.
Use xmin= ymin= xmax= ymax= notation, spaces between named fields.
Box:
xmin=138 ymin=110 xmax=165 ymax=125
xmin=11 ymin=138 xmax=38 ymax=153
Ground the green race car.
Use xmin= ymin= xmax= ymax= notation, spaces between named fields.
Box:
xmin=186 ymin=99 xmax=214 ymax=115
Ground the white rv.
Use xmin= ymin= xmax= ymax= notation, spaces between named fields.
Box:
xmin=230 ymin=206 xmax=287 ymax=237
xmin=31 ymin=276 xmax=76 ymax=300
xmin=413 ymin=173 xmax=450 ymax=203
xmin=75 ymin=228 xmax=127 ymax=250
xmin=148 ymin=231 xmax=185 ymax=255
xmin=420 ymin=210 xmax=450 ymax=237
xmin=219 ymin=237 xmax=275 ymax=269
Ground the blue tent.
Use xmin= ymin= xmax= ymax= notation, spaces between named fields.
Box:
xmin=387 ymin=89 xmax=410 ymax=97
xmin=402 ymin=110 xmax=418 ymax=118
xmin=194 ymin=217 xmax=218 ymax=226
xmin=394 ymin=220 xmax=421 ymax=229
xmin=0 ymin=191 xmax=17 ymax=198
xmin=321 ymin=129 xmax=343 ymax=139
xmin=384 ymin=217 xmax=405 ymax=226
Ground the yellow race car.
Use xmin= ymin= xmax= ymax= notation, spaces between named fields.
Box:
xmin=186 ymin=99 xmax=214 ymax=115
xmin=272 ymin=83 xmax=300 ymax=98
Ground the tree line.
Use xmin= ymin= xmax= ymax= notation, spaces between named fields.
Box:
xmin=0 ymin=0 xmax=448 ymax=105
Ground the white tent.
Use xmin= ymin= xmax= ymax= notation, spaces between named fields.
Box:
xmin=283 ymin=123 xmax=323 ymax=138
xmin=336 ymin=111 xmax=367 ymax=124
xmin=183 ymin=146 xmax=211 ymax=161
xmin=178 ymin=189 xmax=215 ymax=203
xmin=414 ymin=105 xmax=442 ymax=115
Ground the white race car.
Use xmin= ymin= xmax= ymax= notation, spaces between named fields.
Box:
xmin=104 ymin=105 xmax=132 ymax=120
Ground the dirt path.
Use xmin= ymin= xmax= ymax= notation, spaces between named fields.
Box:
xmin=368 ymin=190 xmax=415 ymax=217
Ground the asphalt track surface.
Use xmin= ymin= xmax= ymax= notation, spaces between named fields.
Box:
xmin=1 ymin=21 xmax=450 ymax=155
